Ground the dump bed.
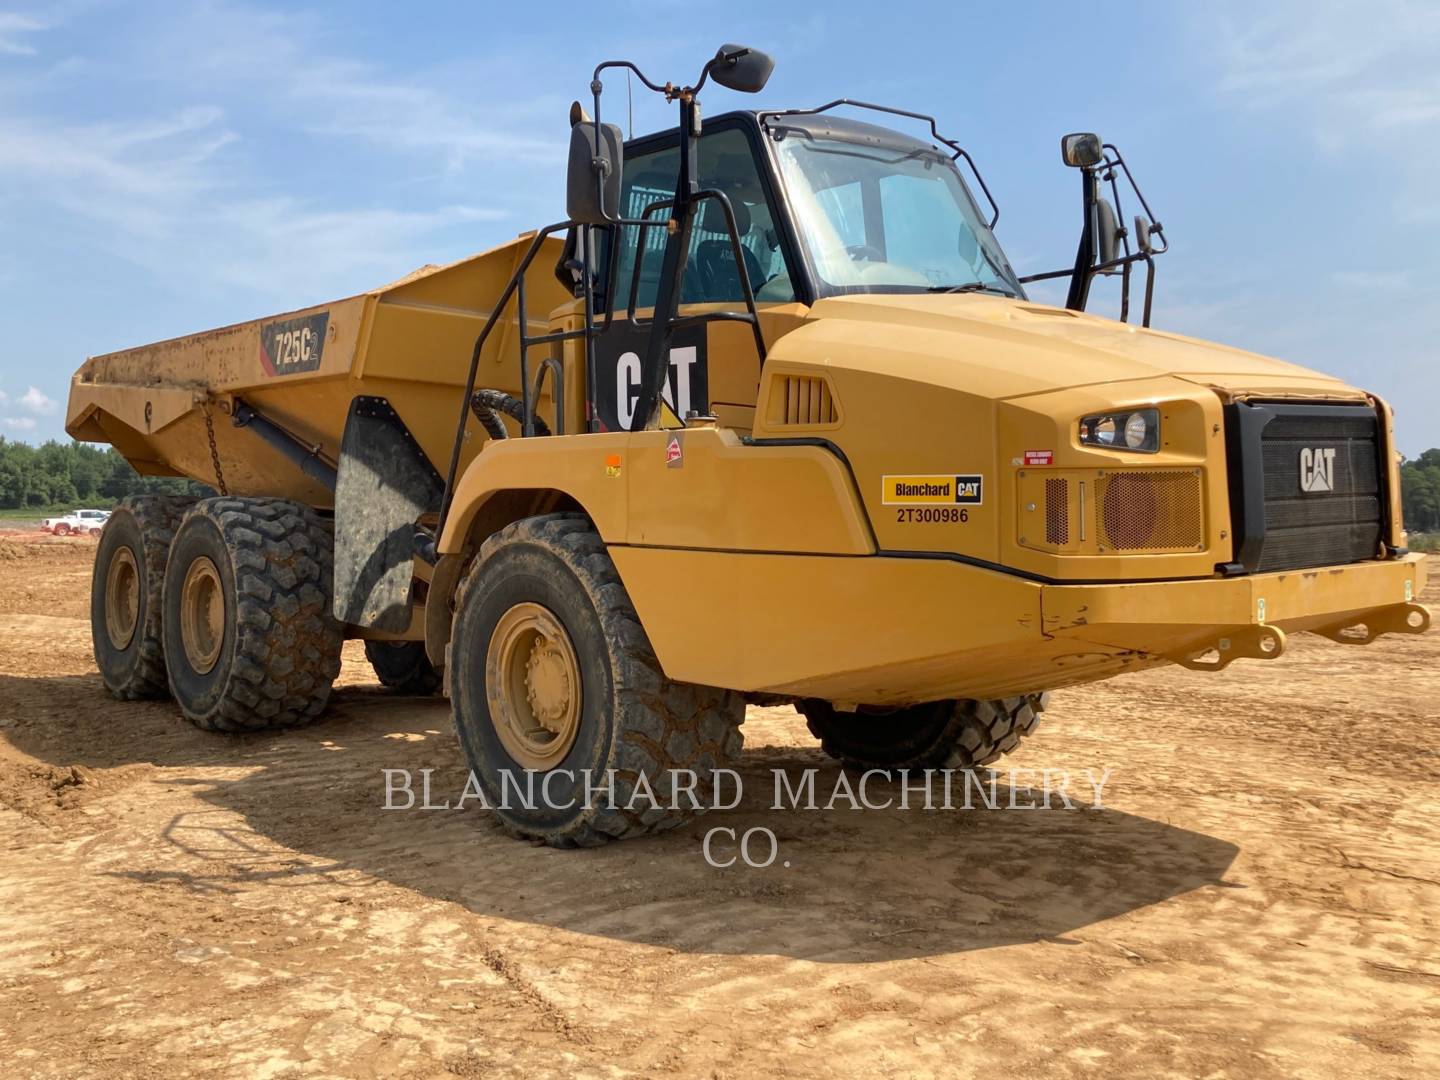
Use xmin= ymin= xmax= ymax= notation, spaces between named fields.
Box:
xmin=67 ymin=233 xmax=570 ymax=505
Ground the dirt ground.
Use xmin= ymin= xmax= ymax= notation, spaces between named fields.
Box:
xmin=0 ymin=531 xmax=1436 ymax=1079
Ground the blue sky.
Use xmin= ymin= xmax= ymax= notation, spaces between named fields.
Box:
xmin=1 ymin=1 xmax=1437 ymax=453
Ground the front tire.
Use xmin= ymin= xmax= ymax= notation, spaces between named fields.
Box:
xmin=162 ymin=497 xmax=343 ymax=731
xmin=449 ymin=514 xmax=744 ymax=847
xmin=801 ymin=695 xmax=1049 ymax=771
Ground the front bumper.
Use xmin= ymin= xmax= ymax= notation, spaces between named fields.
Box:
xmin=610 ymin=546 xmax=1429 ymax=704
xmin=1041 ymin=553 xmax=1429 ymax=671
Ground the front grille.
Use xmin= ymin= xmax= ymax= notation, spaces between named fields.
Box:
xmin=1225 ymin=402 xmax=1384 ymax=573
xmin=1044 ymin=478 xmax=1069 ymax=545
xmin=1096 ymin=470 xmax=1204 ymax=550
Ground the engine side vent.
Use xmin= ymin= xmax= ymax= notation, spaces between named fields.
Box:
xmin=1097 ymin=470 xmax=1203 ymax=551
xmin=1044 ymin=478 xmax=1069 ymax=545
xmin=767 ymin=374 xmax=839 ymax=427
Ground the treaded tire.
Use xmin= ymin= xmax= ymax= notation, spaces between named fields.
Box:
xmin=365 ymin=640 xmax=442 ymax=695
xmin=162 ymin=497 xmax=343 ymax=731
xmin=801 ymin=694 xmax=1049 ymax=771
xmin=91 ymin=495 xmax=196 ymax=699
xmin=449 ymin=513 xmax=744 ymax=847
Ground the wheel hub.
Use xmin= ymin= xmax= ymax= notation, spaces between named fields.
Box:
xmin=486 ymin=602 xmax=582 ymax=770
xmin=103 ymin=546 xmax=141 ymax=650
xmin=179 ymin=555 xmax=225 ymax=675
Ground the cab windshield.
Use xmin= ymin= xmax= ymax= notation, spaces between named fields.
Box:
xmin=772 ymin=131 xmax=1023 ymax=298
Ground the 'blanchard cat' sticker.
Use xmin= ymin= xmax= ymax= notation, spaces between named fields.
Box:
xmin=883 ymin=475 xmax=984 ymax=505
xmin=259 ymin=312 xmax=330 ymax=376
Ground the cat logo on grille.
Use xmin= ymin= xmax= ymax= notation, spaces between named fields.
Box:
xmin=1299 ymin=447 xmax=1337 ymax=493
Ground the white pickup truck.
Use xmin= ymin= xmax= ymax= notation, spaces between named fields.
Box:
xmin=39 ymin=508 xmax=111 ymax=536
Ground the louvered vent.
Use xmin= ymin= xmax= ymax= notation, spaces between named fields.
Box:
xmin=1097 ymin=470 xmax=1203 ymax=551
xmin=1044 ymin=478 xmax=1069 ymax=545
xmin=768 ymin=374 xmax=839 ymax=427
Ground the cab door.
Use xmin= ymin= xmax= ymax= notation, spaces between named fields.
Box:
xmin=587 ymin=119 xmax=806 ymax=435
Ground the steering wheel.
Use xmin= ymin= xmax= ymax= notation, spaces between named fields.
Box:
xmin=846 ymin=244 xmax=883 ymax=262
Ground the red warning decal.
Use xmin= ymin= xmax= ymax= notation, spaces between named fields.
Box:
xmin=1023 ymin=450 xmax=1054 ymax=466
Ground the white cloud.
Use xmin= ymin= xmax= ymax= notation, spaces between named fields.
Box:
xmin=145 ymin=3 xmax=563 ymax=171
xmin=0 ymin=4 xmax=549 ymax=307
xmin=0 ymin=389 xmax=7 ymax=404
xmin=19 ymin=385 xmax=55 ymax=414
xmin=2 ymin=415 xmax=37 ymax=431
xmin=1208 ymin=1 xmax=1440 ymax=221
xmin=0 ymin=13 xmax=46 ymax=56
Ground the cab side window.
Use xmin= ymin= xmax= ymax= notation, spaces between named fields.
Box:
xmin=612 ymin=128 xmax=795 ymax=310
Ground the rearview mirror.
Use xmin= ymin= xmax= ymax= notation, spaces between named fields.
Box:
xmin=710 ymin=43 xmax=774 ymax=93
xmin=1061 ymin=132 xmax=1103 ymax=168
xmin=566 ymin=119 xmax=623 ymax=224
xmin=1134 ymin=215 xmax=1153 ymax=254
xmin=1095 ymin=197 xmax=1118 ymax=265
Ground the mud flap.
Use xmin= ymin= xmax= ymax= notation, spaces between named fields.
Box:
xmin=332 ymin=396 xmax=443 ymax=631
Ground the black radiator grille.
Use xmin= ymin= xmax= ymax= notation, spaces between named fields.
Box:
xmin=1226 ymin=402 xmax=1385 ymax=574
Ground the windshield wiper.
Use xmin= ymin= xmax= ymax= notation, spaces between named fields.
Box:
xmin=927 ymin=282 xmax=1014 ymax=296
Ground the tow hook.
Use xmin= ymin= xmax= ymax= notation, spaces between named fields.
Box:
xmin=1171 ymin=624 xmax=1287 ymax=672
xmin=1312 ymin=602 xmax=1431 ymax=646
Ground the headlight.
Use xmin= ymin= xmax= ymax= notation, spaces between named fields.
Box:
xmin=1078 ymin=408 xmax=1159 ymax=452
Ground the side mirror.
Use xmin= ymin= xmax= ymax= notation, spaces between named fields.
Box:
xmin=1134 ymin=215 xmax=1153 ymax=255
xmin=566 ymin=118 xmax=624 ymax=224
xmin=710 ymin=43 xmax=774 ymax=93
xmin=1095 ymin=197 xmax=1118 ymax=266
xmin=1061 ymin=132 xmax=1103 ymax=168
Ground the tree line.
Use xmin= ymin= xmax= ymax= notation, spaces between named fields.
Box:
xmin=0 ymin=438 xmax=210 ymax=510
xmin=4 ymin=435 xmax=1440 ymax=536
xmin=1400 ymin=449 xmax=1440 ymax=536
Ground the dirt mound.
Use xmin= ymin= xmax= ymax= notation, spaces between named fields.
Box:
xmin=0 ymin=757 xmax=153 ymax=827
xmin=0 ymin=760 xmax=93 ymax=817
xmin=0 ymin=540 xmax=26 ymax=560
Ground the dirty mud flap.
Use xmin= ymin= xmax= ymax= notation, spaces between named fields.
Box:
xmin=332 ymin=396 xmax=442 ymax=631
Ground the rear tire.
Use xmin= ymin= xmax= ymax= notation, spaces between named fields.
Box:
xmin=364 ymin=640 xmax=442 ymax=695
xmin=90 ymin=495 xmax=195 ymax=699
xmin=800 ymin=694 xmax=1049 ymax=771
xmin=449 ymin=513 xmax=744 ymax=847
xmin=54 ymin=523 xmax=70 ymax=536
xmin=162 ymin=497 xmax=343 ymax=731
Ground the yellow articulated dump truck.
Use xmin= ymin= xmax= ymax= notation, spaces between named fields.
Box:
xmin=68 ymin=46 xmax=1429 ymax=846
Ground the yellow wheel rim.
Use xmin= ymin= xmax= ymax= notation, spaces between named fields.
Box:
xmin=180 ymin=556 xmax=225 ymax=675
xmin=485 ymin=601 xmax=582 ymax=770
xmin=104 ymin=546 xmax=141 ymax=650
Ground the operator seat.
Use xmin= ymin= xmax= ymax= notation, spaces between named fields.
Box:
xmin=693 ymin=199 xmax=765 ymax=300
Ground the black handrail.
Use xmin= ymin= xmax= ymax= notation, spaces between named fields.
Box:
xmin=436 ymin=221 xmax=585 ymax=538
xmin=758 ymin=99 xmax=1000 ymax=228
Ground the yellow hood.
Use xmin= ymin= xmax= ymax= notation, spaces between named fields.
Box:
xmin=800 ymin=293 xmax=1365 ymax=403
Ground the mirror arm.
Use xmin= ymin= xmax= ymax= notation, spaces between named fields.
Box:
xmin=1065 ymin=168 xmax=1097 ymax=311
xmin=1016 ymin=268 xmax=1075 ymax=285
xmin=1141 ymin=253 xmax=1156 ymax=328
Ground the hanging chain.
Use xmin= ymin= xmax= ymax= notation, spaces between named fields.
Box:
xmin=201 ymin=401 xmax=229 ymax=496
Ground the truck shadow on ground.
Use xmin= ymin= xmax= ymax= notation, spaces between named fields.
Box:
xmin=2 ymin=675 xmax=1240 ymax=963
